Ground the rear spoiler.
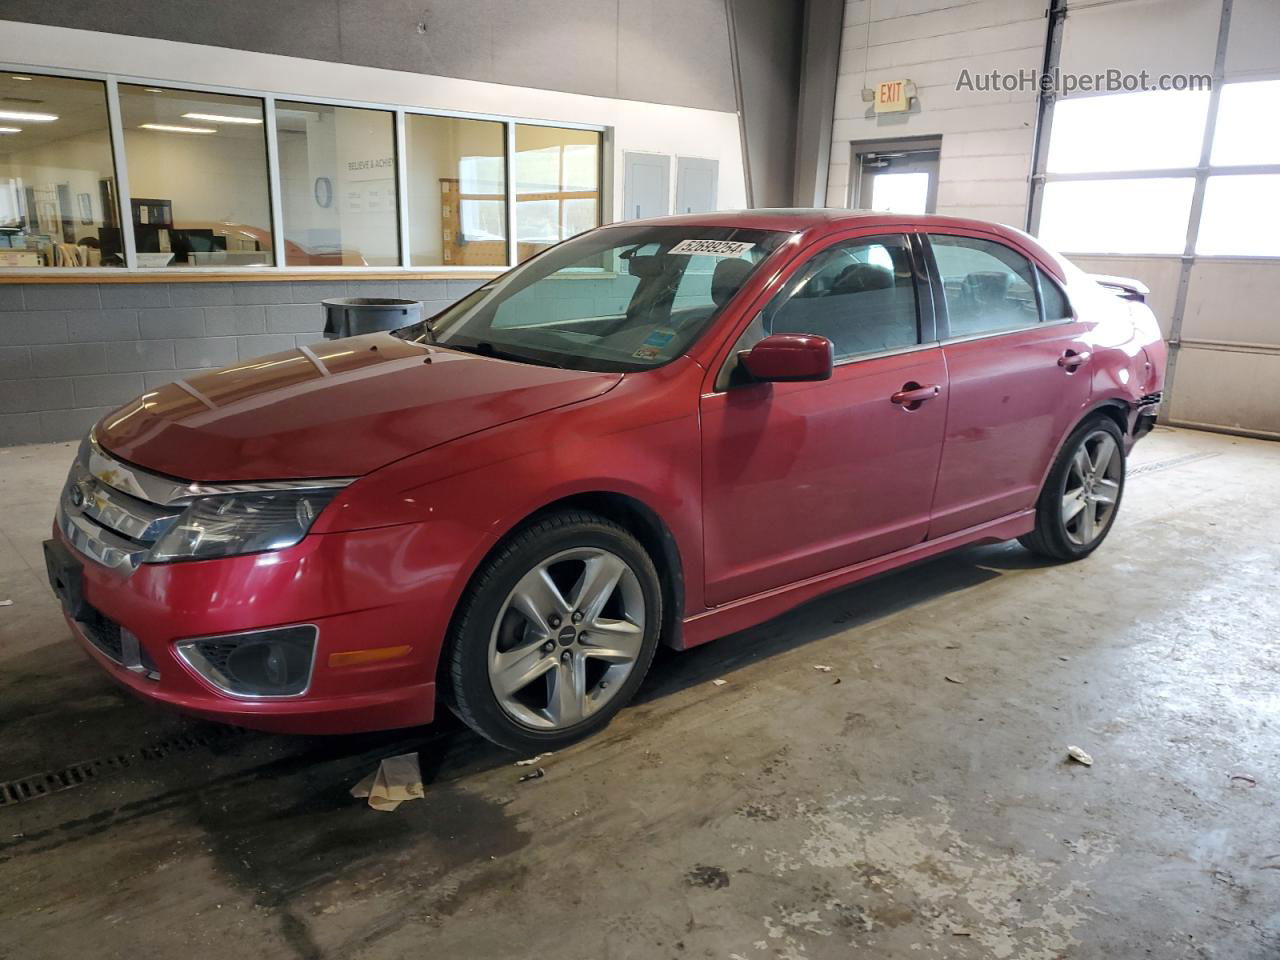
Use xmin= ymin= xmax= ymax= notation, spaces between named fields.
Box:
xmin=1089 ymin=274 xmax=1149 ymax=303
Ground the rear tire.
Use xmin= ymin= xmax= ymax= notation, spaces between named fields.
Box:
xmin=444 ymin=510 xmax=661 ymax=754
xmin=1019 ymin=415 xmax=1126 ymax=562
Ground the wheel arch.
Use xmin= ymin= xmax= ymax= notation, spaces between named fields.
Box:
xmin=436 ymin=489 xmax=687 ymax=701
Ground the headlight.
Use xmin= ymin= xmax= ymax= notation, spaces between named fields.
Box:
xmin=148 ymin=489 xmax=340 ymax=562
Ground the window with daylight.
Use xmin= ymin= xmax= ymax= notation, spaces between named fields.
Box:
xmin=0 ymin=74 xmax=122 ymax=268
xmin=275 ymin=101 xmax=399 ymax=267
xmin=1039 ymin=178 xmax=1196 ymax=255
xmin=1046 ymin=89 xmax=1209 ymax=174
xmin=406 ymin=114 xmax=507 ymax=267
xmin=515 ymin=125 xmax=601 ymax=262
xmin=119 ymin=85 xmax=274 ymax=267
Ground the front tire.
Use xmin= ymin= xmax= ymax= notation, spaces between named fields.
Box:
xmin=444 ymin=510 xmax=662 ymax=754
xmin=1019 ymin=415 xmax=1126 ymax=562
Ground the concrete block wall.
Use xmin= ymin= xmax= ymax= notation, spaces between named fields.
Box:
xmin=0 ymin=279 xmax=484 ymax=446
xmin=828 ymin=0 xmax=1048 ymax=226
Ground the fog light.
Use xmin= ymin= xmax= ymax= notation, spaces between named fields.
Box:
xmin=176 ymin=625 xmax=317 ymax=698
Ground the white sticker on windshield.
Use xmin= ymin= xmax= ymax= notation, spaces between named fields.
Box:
xmin=668 ymin=239 xmax=756 ymax=257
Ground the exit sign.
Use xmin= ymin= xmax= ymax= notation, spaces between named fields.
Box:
xmin=875 ymin=80 xmax=911 ymax=113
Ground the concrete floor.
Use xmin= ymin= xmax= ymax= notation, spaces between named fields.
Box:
xmin=0 ymin=425 xmax=1277 ymax=960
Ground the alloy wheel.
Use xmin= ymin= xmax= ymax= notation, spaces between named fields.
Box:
xmin=487 ymin=547 xmax=646 ymax=730
xmin=1061 ymin=428 xmax=1122 ymax=546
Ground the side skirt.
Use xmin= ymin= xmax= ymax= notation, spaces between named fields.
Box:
xmin=678 ymin=510 xmax=1036 ymax=650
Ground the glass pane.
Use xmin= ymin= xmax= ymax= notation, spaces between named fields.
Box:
xmin=401 ymin=224 xmax=786 ymax=371
xmin=0 ymin=74 xmax=122 ymax=268
xmin=869 ymin=172 xmax=929 ymax=214
xmin=1038 ymin=268 xmax=1073 ymax=322
xmin=275 ymin=101 xmax=398 ymax=266
xmin=1196 ymin=174 xmax=1280 ymax=257
xmin=515 ymin=125 xmax=601 ymax=262
xmin=119 ymin=85 xmax=273 ymax=267
xmin=1039 ymin=178 xmax=1195 ymax=254
xmin=1211 ymin=81 xmax=1280 ymax=167
xmin=930 ymin=235 xmax=1039 ymax=337
xmin=1047 ymin=90 xmax=1209 ymax=173
xmin=406 ymin=114 xmax=506 ymax=266
xmin=765 ymin=237 xmax=919 ymax=359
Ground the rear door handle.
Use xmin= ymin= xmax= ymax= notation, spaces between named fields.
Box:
xmin=1058 ymin=349 xmax=1091 ymax=370
xmin=890 ymin=382 xmax=942 ymax=408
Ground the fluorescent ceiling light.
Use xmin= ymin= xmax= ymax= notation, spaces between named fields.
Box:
xmin=140 ymin=123 xmax=216 ymax=134
xmin=182 ymin=112 xmax=261 ymax=125
xmin=0 ymin=110 xmax=57 ymax=122
xmin=0 ymin=127 xmax=21 ymax=134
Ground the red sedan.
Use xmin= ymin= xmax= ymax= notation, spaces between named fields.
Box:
xmin=44 ymin=211 xmax=1166 ymax=753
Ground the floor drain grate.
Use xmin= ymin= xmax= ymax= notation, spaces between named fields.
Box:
xmin=1129 ymin=451 xmax=1222 ymax=478
xmin=0 ymin=727 xmax=254 ymax=807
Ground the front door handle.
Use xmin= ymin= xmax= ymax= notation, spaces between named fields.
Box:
xmin=890 ymin=382 xmax=942 ymax=409
xmin=1058 ymin=349 xmax=1091 ymax=370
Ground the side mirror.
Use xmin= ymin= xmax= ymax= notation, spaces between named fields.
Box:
xmin=740 ymin=334 xmax=833 ymax=383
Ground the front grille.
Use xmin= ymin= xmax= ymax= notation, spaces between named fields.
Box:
xmin=1138 ymin=391 xmax=1163 ymax=408
xmin=75 ymin=602 xmax=160 ymax=681
xmin=78 ymin=607 xmax=123 ymax=662
xmin=56 ymin=437 xmax=186 ymax=572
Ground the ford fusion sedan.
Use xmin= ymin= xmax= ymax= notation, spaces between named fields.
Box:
xmin=44 ymin=210 xmax=1166 ymax=754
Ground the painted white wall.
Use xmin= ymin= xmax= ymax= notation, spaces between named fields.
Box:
xmin=0 ymin=19 xmax=748 ymax=228
xmin=827 ymin=0 xmax=1047 ymax=227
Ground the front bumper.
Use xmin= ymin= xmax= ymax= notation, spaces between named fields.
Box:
xmin=50 ymin=520 xmax=450 ymax=734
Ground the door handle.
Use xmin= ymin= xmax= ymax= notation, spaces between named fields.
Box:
xmin=1058 ymin=349 xmax=1091 ymax=370
xmin=890 ymin=382 xmax=942 ymax=408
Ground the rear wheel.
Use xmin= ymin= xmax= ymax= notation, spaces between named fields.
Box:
xmin=444 ymin=511 xmax=661 ymax=754
xmin=1019 ymin=416 xmax=1126 ymax=562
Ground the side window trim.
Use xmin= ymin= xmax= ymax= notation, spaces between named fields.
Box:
xmin=925 ymin=231 xmax=1054 ymax=343
xmin=711 ymin=228 xmax=932 ymax=392
xmin=1034 ymin=264 xmax=1076 ymax=323
xmin=764 ymin=232 xmax=926 ymax=359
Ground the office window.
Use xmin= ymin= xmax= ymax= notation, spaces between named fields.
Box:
xmin=1196 ymin=175 xmax=1280 ymax=257
xmin=1210 ymin=81 xmax=1280 ymax=167
xmin=765 ymin=236 xmax=919 ymax=360
xmin=1039 ymin=178 xmax=1195 ymax=255
xmin=930 ymin=235 xmax=1039 ymax=338
xmin=0 ymin=74 xmax=122 ymax=268
xmin=1046 ymin=90 xmax=1209 ymax=174
xmin=119 ymin=85 xmax=273 ymax=267
xmin=515 ymin=125 xmax=601 ymax=262
xmin=275 ymin=102 xmax=398 ymax=266
xmin=406 ymin=114 xmax=506 ymax=267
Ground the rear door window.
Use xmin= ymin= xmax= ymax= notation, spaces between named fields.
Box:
xmin=930 ymin=235 xmax=1040 ymax=338
xmin=763 ymin=235 xmax=921 ymax=361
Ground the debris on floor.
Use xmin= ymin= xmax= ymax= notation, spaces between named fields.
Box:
xmin=1228 ymin=772 xmax=1257 ymax=787
xmin=951 ymin=927 xmax=974 ymax=937
xmin=813 ymin=664 xmax=833 ymax=672
xmin=515 ymin=753 xmax=552 ymax=766
xmin=711 ymin=678 xmax=728 ymax=686
xmin=350 ymin=752 xmax=425 ymax=811
xmin=0 ymin=599 xmax=12 ymax=607
xmin=1066 ymin=745 xmax=1094 ymax=766
xmin=518 ymin=767 xmax=545 ymax=783
xmin=944 ymin=674 xmax=965 ymax=684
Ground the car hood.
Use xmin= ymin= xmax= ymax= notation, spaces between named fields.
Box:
xmin=96 ymin=334 xmax=622 ymax=482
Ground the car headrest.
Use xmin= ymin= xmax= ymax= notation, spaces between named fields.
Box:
xmin=831 ymin=263 xmax=893 ymax=295
xmin=711 ymin=258 xmax=753 ymax=307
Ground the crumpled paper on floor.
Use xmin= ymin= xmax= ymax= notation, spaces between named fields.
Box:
xmin=350 ymin=752 xmax=424 ymax=811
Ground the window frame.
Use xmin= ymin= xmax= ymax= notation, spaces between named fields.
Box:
xmin=0 ymin=62 xmax=610 ymax=276
xmin=1030 ymin=81 xmax=1280 ymax=261
xmin=924 ymin=231 xmax=1071 ymax=343
xmin=759 ymin=232 xmax=931 ymax=364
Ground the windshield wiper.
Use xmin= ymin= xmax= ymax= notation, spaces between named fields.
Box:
xmin=444 ymin=342 xmax=563 ymax=368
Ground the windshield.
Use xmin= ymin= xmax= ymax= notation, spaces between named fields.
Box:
xmin=394 ymin=224 xmax=790 ymax=371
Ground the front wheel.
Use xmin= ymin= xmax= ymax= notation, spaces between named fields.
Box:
xmin=444 ymin=511 xmax=662 ymax=754
xmin=1019 ymin=416 xmax=1126 ymax=562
